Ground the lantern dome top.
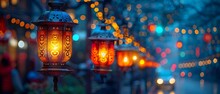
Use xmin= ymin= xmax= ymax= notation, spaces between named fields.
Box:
xmin=115 ymin=43 xmax=139 ymax=51
xmin=33 ymin=1 xmax=75 ymax=26
xmin=139 ymin=52 xmax=146 ymax=57
xmin=89 ymin=23 xmax=117 ymax=40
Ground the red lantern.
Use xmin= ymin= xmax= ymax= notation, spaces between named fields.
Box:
xmin=89 ymin=24 xmax=117 ymax=74
xmin=0 ymin=15 xmax=6 ymax=38
xmin=33 ymin=1 xmax=76 ymax=91
xmin=116 ymin=41 xmax=139 ymax=72
xmin=203 ymin=33 xmax=212 ymax=43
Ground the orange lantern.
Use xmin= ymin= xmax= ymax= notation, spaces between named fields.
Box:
xmin=33 ymin=1 xmax=76 ymax=91
xmin=116 ymin=42 xmax=139 ymax=72
xmin=138 ymin=53 xmax=160 ymax=69
xmin=89 ymin=24 xmax=117 ymax=74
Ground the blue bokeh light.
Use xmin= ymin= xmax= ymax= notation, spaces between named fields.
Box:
xmin=72 ymin=34 xmax=80 ymax=41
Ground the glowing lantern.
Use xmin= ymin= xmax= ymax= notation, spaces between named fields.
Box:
xmin=203 ymin=33 xmax=212 ymax=43
xmin=115 ymin=41 xmax=139 ymax=72
xmin=89 ymin=23 xmax=117 ymax=74
xmin=33 ymin=1 xmax=76 ymax=91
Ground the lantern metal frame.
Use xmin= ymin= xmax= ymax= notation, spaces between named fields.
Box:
xmin=33 ymin=1 xmax=76 ymax=91
xmin=89 ymin=0 xmax=117 ymax=75
xmin=115 ymin=25 xmax=139 ymax=72
xmin=89 ymin=23 xmax=117 ymax=74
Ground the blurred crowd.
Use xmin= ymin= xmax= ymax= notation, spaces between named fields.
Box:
xmin=0 ymin=53 xmax=47 ymax=94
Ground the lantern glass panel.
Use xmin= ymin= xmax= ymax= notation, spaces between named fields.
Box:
xmin=37 ymin=26 xmax=72 ymax=64
xmin=117 ymin=51 xmax=136 ymax=67
xmin=91 ymin=40 xmax=115 ymax=67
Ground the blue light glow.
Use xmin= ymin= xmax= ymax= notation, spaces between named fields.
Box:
xmin=72 ymin=34 xmax=79 ymax=41
xmin=156 ymin=26 xmax=163 ymax=35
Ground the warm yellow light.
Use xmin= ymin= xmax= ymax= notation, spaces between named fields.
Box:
xmin=181 ymin=29 xmax=186 ymax=34
xmin=200 ymin=72 xmax=204 ymax=77
xmin=157 ymin=78 xmax=163 ymax=84
xmin=174 ymin=28 xmax=179 ymax=33
xmin=213 ymin=27 xmax=217 ymax=32
xmin=20 ymin=21 xmax=25 ymax=27
xmin=94 ymin=1 xmax=99 ymax=6
xmin=213 ymin=58 xmax=218 ymax=63
xmin=207 ymin=59 xmax=211 ymax=64
xmin=91 ymin=24 xmax=96 ymax=29
xmin=123 ymin=56 xmax=128 ymax=63
xmin=112 ymin=22 xmax=119 ymax=30
xmin=90 ymin=4 xmax=95 ymax=8
xmin=11 ymin=0 xmax=18 ymax=5
xmin=80 ymin=15 xmax=86 ymax=20
xmin=94 ymin=8 xmax=99 ymax=12
xmin=195 ymin=29 xmax=199 ymax=34
xmin=139 ymin=59 xmax=145 ymax=65
xmin=73 ymin=19 xmax=78 ymax=24
xmin=104 ymin=8 xmax=108 ymax=13
xmin=16 ymin=19 xmax=20 ymax=24
xmin=106 ymin=26 xmax=111 ymax=30
xmin=30 ymin=24 xmax=35 ymax=30
xmin=11 ymin=18 xmax=16 ymax=24
xmin=110 ymin=16 xmax=115 ymax=21
xmin=132 ymin=55 xmax=137 ymax=61
xmin=25 ymin=23 xmax=30 ymax=29
xmin=1 ymin=0 xmax=7 ymax=8
xmin=169 ymin=78 xmax=175 ymax=84
xmin=100 ymin=51 xmax=107 ymax=58
xmin=97 ymin=12 xmax=103 ymax=18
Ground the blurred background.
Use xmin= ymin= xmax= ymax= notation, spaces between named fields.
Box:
xmin=0 ymin=0 xmax=220 ymax=94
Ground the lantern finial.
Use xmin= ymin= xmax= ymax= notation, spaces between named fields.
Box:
xmin=48 ymin=1 xmax=65 ymax=10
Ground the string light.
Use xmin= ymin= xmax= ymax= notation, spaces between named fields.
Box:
xmin=80 ymin=15 xmax=86 ymax=20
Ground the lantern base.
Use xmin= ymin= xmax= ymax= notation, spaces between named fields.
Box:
xmin=38 ymin=65 xmax=74 ymax=76
xmin=92 ymin=66 xmax=112 ymax=74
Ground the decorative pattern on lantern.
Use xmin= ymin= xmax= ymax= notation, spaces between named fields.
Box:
xmin=33 ymin=2 xmax=76 ymax=91
xmin=89 ymin=24 xmax=117 ymax=74
xmin=115 ymin=41 xmax=139 ymax=72
xmin=37 ymin=26 xmax=72 ymax=64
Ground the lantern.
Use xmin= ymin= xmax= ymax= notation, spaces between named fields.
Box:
xmin=0 ymin=15 xmax=6 ymax=38
xmin=33 ymin=1 xmax=76 ymax=91
xmin=116 ymin=41 xmax=139 ymax=72
xmin=89 ymin=23 xmax=117 ymax=75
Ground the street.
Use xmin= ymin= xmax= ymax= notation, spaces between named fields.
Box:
xmin=149 ymin=78 xmax=219 ymax=94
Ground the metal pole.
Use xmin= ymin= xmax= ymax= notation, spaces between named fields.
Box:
xmin=86 ymin=3 xmax=92 ymax=94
